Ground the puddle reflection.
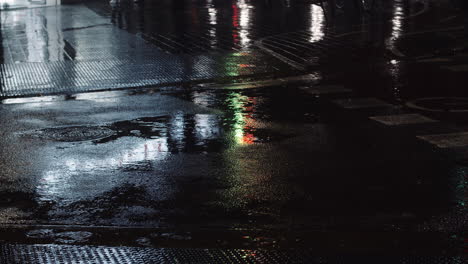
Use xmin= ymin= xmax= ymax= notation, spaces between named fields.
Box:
xmin=309 ymin=4 xmax=325 ymax=43
xmin=386 ymin=0 xmax=407 ymax=102
xmin=1 ymin=7 xmax=68 ymax=63
xmin=237 ymin=0 xmax=253 ymax=47
xmin=0 ymin=0 xmax=55 ymax=10
xmin=225 ymin=92 xmax=257 ymax=145
xmin=388 ymin=0 xmax=405 ymax=48
xmin=36 ymin=102 xmax=276 ymax=202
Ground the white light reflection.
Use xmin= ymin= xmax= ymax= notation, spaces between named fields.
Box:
xmin=238 ymin=0 xmax=252 ymax=47
xmin=37 ymin=137 xmax=169 ymax=202
xmin=2 ymin=95 xmax=64 ymax=104
xmin=26 ymin=11 xmax=47 ymax=62
xmin=170 ymin=112 xmax=185 ymax=151
xmin=73 ymin=90 xmax=127 ymax=101
xmin=309 ymin=4 xmax=325 ymax=43
xmin=387 ymin=0 xmax=404 ymax=49
xmin=194 ymin=114 xmax=221 ymax=141
xmin=208 ymin=8 xmax=217 ymax=46
xmin=387 ymin=0 xmax=405 ymax=101
xmin=192 ymin=90 xmax=214 ymax=107
xmin=208 ymin=8 xmax=217 ymax=25
xmin=0 ymin=0 xmax=13 ymax=7
xmin=206 ymin=0 xmax=217 ymax=47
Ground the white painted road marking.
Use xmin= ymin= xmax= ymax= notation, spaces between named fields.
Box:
xmin=417 ymin=132 xmax=468 ymax=148
xmin=370 ymin=114 xmax=437 ymax=126
xmin=334 ymin=98 xmax=393 ymax=109
xmin=442 ymin=64 xmax=468 ymax=72
xmin=299 ymin=85 xmax=351 ymax=95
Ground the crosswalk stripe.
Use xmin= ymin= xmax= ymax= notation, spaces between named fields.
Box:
xmin=299 ymin=85 xmax=351 ymax=95
xmin=333 ymin=98 xmax=393 ymax=109
xmin=417 ymin=132 xmax=468 ymax=148
xmin=370 ymin=114 xmax=437 ymax=126
xmin=442 ymin=64 xmax=468 ymax=72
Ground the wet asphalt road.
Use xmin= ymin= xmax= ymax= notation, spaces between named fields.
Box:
xmin=0 ymin=85 xmax=465 ymax=255
xmin=0 ymin=0 xmax=466 ymax=260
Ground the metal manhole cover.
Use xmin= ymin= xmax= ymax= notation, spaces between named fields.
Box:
xmin=32 ymin=126 xmax=115 ymax=142
xmin=406 ymin=97 xmax=468 ymax=113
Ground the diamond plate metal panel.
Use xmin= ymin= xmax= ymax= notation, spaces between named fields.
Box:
xmin=0 ymin=51 xmax=290 ymax=98
xmin=0 ymin=244 xmax=463 ymax=264
xmin=0 ymin=5 xmax=296 ymax=98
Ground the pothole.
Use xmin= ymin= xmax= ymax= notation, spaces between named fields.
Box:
xmin=406 ymin=97 xmax=468 ymax=113
xmin=30 ymin=126 xmax=115 ymax=142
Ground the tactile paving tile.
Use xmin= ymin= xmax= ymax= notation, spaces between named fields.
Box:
xmin=0 ymin=244 xmax=463 ymax=264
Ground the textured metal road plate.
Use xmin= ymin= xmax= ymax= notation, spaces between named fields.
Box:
xmin=0 ymin=6 xmax=293 ymax=98
xmin=0 ymin=244 xmax=463 ymax=264
xmin=0 ymin=53 xmax=285 ymax=98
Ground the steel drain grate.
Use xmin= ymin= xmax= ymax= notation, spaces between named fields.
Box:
xmin=0 ymin=244 xmax=463 ymax=264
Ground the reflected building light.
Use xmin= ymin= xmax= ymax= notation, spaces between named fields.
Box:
xmin=208 ymin=8 xmax=217 ymax=25
xmin=309 ymin=4 xmax=325 ymax=43
xmin=387 ymin=0 xmax=405 ymax=101
xmin=238 ymin=0 xmax=252 ymax=47
xmin=0 ymin=0 xmax=15 ymax=9
xmin=73 ymin=90 xmax=127 ymax=101
xmin=38 ymin=137 xmax=169 ymax=202
xmin=38 ymin=170 xmax=69 ymax=202
xmin=46 ymin=9 xmax=65 ymax=62
xmin=192 ymin=90 xmax=214 ymax=107
xmin=60 ymin=138 xmax=170 ymax=172
xmin=194 ymin=114 xmax=221 ymax=142
xmin=8 ymin=11 xmax=22 ymax=23
xmin=170 ymin=112 xmax=186 ymax=150
xmin=109 ymin=0 xmax=118 ymax=8
xmin=26 ymin=11 xmax=47 ymax=62
xmin=391 ymin=6 xmax=403 ymax=40
xmin=208 ymin=7 xmax=217 ymax=46
xmin=388 ymin=1 xmax=404 ymax=47
xmin=0 ymin=0 xmax=13 ymax=8
xmin=2 ymin=95 xmax=65 ymax=104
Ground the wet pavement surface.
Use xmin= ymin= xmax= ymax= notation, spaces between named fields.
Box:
xmin=0 ymin=0 xmax=467 ymax=262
